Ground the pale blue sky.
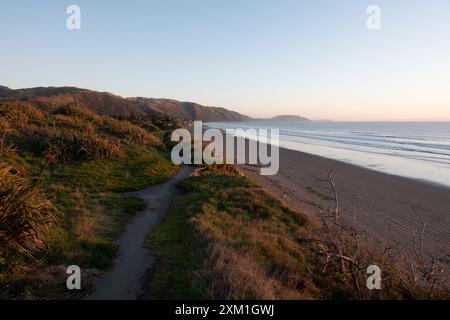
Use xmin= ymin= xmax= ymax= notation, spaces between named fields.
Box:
xmin=1 ymin=0 xmax=449 ymax=120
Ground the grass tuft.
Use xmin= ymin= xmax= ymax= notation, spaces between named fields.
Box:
xmin=0 ymin=163 xmax=58 ymax=254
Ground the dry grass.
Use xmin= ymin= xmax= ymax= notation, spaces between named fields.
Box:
xmin=0 ymin=101 xmax=163 ymax=163
xmin=148 ymin=166 xmax=449 ymax=300
xmin=200 ymin=243 xmax=312 ymax=300
xmin=190 ymin=185 xmax=319 ymax=299
xmin=0 ymin=102 xmax=46 ymax=129
xmin=43 ymin=129 xmax=123 ymax=163
xmin=312 ymin=170 xmax=449 ymax=299
xmin=147 ymin=168 xmax=324 ymax=299
xmin=100 ymin=117 xmax=160 ymax=147
xmin=0 ymin=132 xmax=16 ymax=156
xmin=0 ymin=163 xmax=58 ymax=254
xmin=0 ymin=100 xmax=177 ymax=299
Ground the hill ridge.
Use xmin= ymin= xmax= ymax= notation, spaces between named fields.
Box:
xmin=0 ymin=85 xmax=249 ymax=122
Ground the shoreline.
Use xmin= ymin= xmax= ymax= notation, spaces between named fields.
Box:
xmin=239 ymin=145 xmax=450 ymax=261
xmin=203 ymin=122 xmax=450 ymax=189
xmin=279 ymin=145 xmax=450 ymax=191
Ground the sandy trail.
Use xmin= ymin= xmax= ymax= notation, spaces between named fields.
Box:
xmin=87 ymin=166 xmax=193 ymax=300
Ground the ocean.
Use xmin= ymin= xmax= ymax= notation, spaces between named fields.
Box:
xmin=206 ymin=121 xmax=450 ymax=188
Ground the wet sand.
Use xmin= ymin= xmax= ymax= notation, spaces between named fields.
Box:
xmin=240 ymin=146 xmax=450 ymax=260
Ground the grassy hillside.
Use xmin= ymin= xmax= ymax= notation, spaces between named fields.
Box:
xmin=0 ymin=100 xmax=178 ymax=299
xmin=144 ymin=166 xmax=449 ymax=300
xmin=130 ymin=97 xmax=251 ymax=122
xmin=0 ymin=86 xmax=251 ymax=122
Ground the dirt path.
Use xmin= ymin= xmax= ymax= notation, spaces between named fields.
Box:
xmin=87 ymin=166 xmax=194 ymax=300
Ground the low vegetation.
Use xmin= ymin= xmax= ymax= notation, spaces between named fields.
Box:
xmin=0 ymin=100 xmax=178 ymax=299
xmin=0 ymin=163 xmax=57 ymax=254
xmin=1 ymin=98 xmax=447 ymax=300
xmin=146 ymin=166 xmax=449 ymax=300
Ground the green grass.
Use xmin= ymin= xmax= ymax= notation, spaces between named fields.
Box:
xmin=46 ymin=149 xmax=178 ymax=192
xmin=0 ymin=100 xmax=181 ymax=299
xmin=146 ymin=171 xmax=315 ymax=299
xmin=145 ymin=173 xmax=254 ymax=299
xmin=148 ymin=171 xmax=356 ymax=300
xmin=101 ymin=195 xmax=146 ymax=216
xmin=39 ymin=195 xmax=146 ymax=269
xmin=145 ymin=172 xmax=254 ymax=299
xmin=41 ymin=150 xmax=177 ymax=266
xmin=147 ymin=168 xmax=443 ymax=300
xmin=145 ymin=194 xmax=204 ymax=299
xmin=0 ymin=149 xmax=178 ymax=299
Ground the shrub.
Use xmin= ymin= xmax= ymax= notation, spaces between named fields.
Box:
xmin=136 ymin=120 xmax=160 ymax=132
xmin=0 ymin=102 xmax=46 ymax=128
xmin=0 ymin=163 xmax=57 ymax=253
xmin=49 ymin=114 xmax=85 ymax=129
xmin=0 ymin=118 xmax=12 ymax=133
xmin=42 ymin=129 xmax=123 ymax=163
xmin=0 ymin=133 xmax=16 ymax=156
xmin=100 ymin=117 xmax=162 ymax=147
xmin=1 ymin=102 xmax=164 ymax=159
xmin=0 ymin=118 xmax=16 ymax=156
xmin=51 ymin=104 xmax=100 ymax=123
xmin=52 ymin=104 xmax=162 ymax=149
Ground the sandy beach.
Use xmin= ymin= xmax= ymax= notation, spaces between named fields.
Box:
xmin=240 ymin=146 xmax=450 ymax=261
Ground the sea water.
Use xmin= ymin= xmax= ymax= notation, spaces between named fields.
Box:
xmin=207 ymin=121 xmax=450 ymax=188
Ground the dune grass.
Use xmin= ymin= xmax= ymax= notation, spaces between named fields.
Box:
xmin=146 ymin=165 xmax=445 ymax=300
xmin=0 ymin=148 xmax=178 ymax=299
xmin=0 ymin=163 xmax=57 ymax=254
xmin=0 ymin=100 xmax=179 ymax=299
xmin=146 ymin=168 xmax=323 ymax=299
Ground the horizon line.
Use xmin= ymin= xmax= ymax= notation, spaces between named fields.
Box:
xmin=2 ymin=83 xmax=450 ymax=123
